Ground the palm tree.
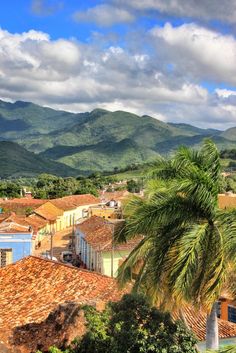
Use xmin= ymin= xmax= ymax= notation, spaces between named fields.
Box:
xmin=117 ymin=140 xmax=236 ymax=351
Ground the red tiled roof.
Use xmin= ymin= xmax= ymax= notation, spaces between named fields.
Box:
xmin=218 ymin=194 xmax=236 ymax=209
xmin=0 ymin=222 xmax=31 ymax=234
xmin=100 ymin=191 xmax=130 ymax=202
xmin=0 ymin=256 xmax=124 ymax=332
xmin=34 ymin=201 xmax=63 ymax=221
xmin=0 ymin=198 xmax=47 ymax=215
xmin=180 ymin=306 xmax=236 ymax=340
xmin=51 ymin=194 xmax=100 ymax=211
xmin=77 ymin=216 xmax=141 ymax=251
xmin=25 ymin=214 xmax=48 ymax=232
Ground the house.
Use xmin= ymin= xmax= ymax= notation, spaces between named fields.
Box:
xmin=99 ymin=190 xmax=130 ymax=204
xmin=0 ymin=198 xmax=47 ymax=215
xmin=51 ymin=194 xmax=100 ymax=228
xmin=217 ymin=293 xmax=236 ymax=324
xmin=33 ymin=201 xmax=64 ymax=232
xmin=0 ymin=219 xmax=33 ymax=266
xmin=218 ymin=192 xmax=236 ymax=209
xmin=76 ymin=216 xmax=141 ymax=277
xmin=0 ymin=257 xmax=235 ymax=352
xmin=0 ymin=256 xmax=125 ymax=353
xmin=89 ymin=199 xmax=122 ymax=219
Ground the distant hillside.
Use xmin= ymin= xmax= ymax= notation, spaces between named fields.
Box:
xmin=40 ymin=138 xmax=159 ymax=172
xmin=221 ymin=127 xmax=236 ymax=141
xmin=0 ymin=141 xmax=78 ymax=178
xmin=1 ymin=99 xmax=236 ymax=176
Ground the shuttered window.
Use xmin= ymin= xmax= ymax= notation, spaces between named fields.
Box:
xmin=0 ymin=249 xmax=12 ymax=267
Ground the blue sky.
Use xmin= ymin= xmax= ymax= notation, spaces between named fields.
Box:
xmin=0 ymin=0 xmax=236 ymax=129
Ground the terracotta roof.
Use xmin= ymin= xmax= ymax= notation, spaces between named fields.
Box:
xmin=0 ymin=198 xmax=47 ymax=215
xmin=0 ymin=256 xmax=124 ymax=332
xmin=180 ymin=306 xmax=236 ymax=341
xmin=34 ymin=201 xmax=63 ymax=221
xmin=25 ymin=215 xmax=48 ymax=232
xmin=218 ymin=193 xmax=236 ymax=209
xmin=2 ymin=213 xmax=29 ymax=226
xmin=51 ymin=194 xmax=100 ymax=211
xmin=0 ymin=222 xmax=31 ymax=234
xmin=100 ymin=190 xmax=130 ymax=202
xmin=77 ymin=216 xmax=141 ymax=251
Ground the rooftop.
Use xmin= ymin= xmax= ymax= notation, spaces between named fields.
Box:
xmin=51 ymin=194 xmax=100 ymax=211
xmin=0 ymin=256 xmax=125 ymax=333
xmin=182 ymin=305 xmax=236 ymax=341
xmin=77 ymin=215 xmax=141 ymax=251
xmin=0 ymin=198 xmax=47 ymax=215
xmin=0 ymin=222 xmax=31 ymax=234
xmin=34 ymin=201 xmax=64 ymax=221
xmin=218 ymin=193 xmax=236 ymax=209
xmin=100 ymin=190 xmax=130 ymax=202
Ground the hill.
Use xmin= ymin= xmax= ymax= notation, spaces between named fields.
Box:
xmin=2 ymin=99 xmax=236 ymax=175
xmin=0 ymin=141 xmax=78 ymax=178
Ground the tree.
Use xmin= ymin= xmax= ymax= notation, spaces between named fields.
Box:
xmin=127 ymin=179 xmax=142 ymax=193
xmin=78 ymin=294 xmax=197 ymax=353
xmin=117 ymin=140 xmax=236 ymax=350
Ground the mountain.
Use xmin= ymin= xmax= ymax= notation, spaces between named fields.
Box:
xmin=0 ymin=99 xmax=82 ymax=139
xmin=1 ymin=99 xmax=236 ymax=176
xmin=0 ymin=141 xmax=78 ymax=178
xmin=40 ymin=138 xmax=158 ymax=172
xmin=220 ymin=127 xmax=236 ymax=141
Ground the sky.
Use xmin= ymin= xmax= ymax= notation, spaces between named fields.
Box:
xmin=0 ymin=1 xmax=236 ymax=129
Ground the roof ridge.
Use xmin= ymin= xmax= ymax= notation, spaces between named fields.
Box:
xmin=28 ymin=256 xmax=115 ymax=279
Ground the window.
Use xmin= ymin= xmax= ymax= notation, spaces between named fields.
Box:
xmin=228 ymin=305 xmax=236 ymax=323
xmin=217 ymin=301 xmax=221 ymax=318
xmin=0 ymin=249 xmax=12 ymax=267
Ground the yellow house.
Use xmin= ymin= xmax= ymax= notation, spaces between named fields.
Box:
xmin=33 ymin=201 xmax=64 ymax=232
xmin=76 ymin=216 xmax=141 ymax=277
xmin=51 ymin=194 xmax=100 ymax=228
xmin=218 ymin=193 xmax=236 ymax=209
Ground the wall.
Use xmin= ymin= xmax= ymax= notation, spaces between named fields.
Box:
xmin=101 ymin=250 xmax=130 ymax=277
xmin=0 ymin=233 xmax=33 ymax=263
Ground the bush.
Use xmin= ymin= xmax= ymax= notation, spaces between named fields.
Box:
xmin=36 ymin=294 xmax=198 ymax=353
xmin=77 ymin=294 xmax=198 ymax=353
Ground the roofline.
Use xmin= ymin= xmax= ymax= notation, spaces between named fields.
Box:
xmin=27 ymin=255 xmax=116 ymax=279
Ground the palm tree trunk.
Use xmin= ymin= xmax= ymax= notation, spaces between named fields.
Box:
xmin=206 ymin=302 xmax=219 ymax=350
xmin=179 ymin=309 xmax=200 ymax=352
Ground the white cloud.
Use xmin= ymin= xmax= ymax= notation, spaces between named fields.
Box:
xmin=151 ymin=22 xmax=236 ymax=85
xmin=216 ymin=89 xmax=236 ymax=98
xmin=114 ymin=0 xmax=236 ymax=24
xmin=73 ymin=4 xmax=134 ymax=27
xmin=0 ymin=27 xmax=236 ymax=129
xmin=31 ymin=0 xmax=63 ymax=16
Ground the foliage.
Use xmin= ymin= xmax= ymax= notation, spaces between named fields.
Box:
xmin=205 ymin=345 xmax=236 ymax=352
xmin=0 ymin=180 xmax=21 ymax=198
xmin=33 ymin=173 xmax=117 ymax=199
xmin=0 ymin=141 xmax=77 ymax=178
xmin=220 ymin=149 xmax=236 ymax=160
xmin=117 ymin=140 xmax=236 ymax=312
xmin=127 ymin=179 xmax=142 ymax=193
xmin=40 ymin=294 xmax=197 ymax=353
xmin=78 ymin=294 xmax=198 ymax=353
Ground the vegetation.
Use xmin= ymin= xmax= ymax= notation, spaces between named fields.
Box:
xmin=116 ymin=140 xmax=236 ymax=350
xmin=2 ymin=99 xmax=236 ymax=175
xmin=32 ymin=173 xmax=117 ymax=199
xmin=0 ymin=141 xmax=78 ymax=178
xmin=36 ymin=294 xmax=198 ymax=353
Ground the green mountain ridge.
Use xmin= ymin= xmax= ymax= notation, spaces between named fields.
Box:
xmin=0 ymin=141 xmax=78 ymax=178
xmin=0 ymin=99 xmax=236 ymax=176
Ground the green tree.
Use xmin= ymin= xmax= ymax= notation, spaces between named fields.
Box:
xmin=78 ymin=294 xmax=197 ymax=353
xmin=117 ymin=140 xmax=236 ymax=351
xmin=127 ymin=179 xmax=142 ymax=193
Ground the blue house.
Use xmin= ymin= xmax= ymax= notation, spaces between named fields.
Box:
xmin=0 ymin=221 xmax=33 ymax=266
